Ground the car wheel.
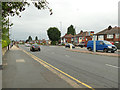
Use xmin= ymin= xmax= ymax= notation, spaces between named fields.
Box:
xmin=88 ymin=47 xmax=92 ymax=51
xmin=111 ymin=51 xmax=115 ymax=53
xmin=38 ymin=48 xmax=41 ymax=51
xmin=32 ymin=48 xmax=35 ymax=52
xmin=103 ymin=48 xmax=108 ymax=52
xmin=81 ymin=46 xmax=83 ymax=48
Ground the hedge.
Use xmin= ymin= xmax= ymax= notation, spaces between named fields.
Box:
xmin=2 ymin=40 xmax=8 ymax=48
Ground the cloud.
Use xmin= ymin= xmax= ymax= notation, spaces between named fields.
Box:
xmin=10 ymin=0 xmax=119 ymax=40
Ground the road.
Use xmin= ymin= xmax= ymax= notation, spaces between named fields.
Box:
xmin=3 ymin=45 xmax=119 ymax=89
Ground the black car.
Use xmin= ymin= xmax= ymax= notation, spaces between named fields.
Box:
xmin=30 ymin=44 xmax=41 ymax=52
xmin=65 ymin=43 xmax=75 ymax=48
xmin=78 ymin=42 xmax=85 ymax=48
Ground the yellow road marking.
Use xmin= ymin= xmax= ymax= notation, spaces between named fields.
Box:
xmin=21 ymin=48 xmax=95 ymax=90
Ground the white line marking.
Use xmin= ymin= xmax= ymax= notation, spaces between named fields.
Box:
xmin=105 ymin=64 xmax=119 ymax=68
xmin=16 ymin=59 xmax=25 ymax=63
xmin=65 ymin=55 xmax=70 ymax=57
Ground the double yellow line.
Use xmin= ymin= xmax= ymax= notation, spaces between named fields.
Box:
xmin=21 ymin=48 xmax=95 ymax=90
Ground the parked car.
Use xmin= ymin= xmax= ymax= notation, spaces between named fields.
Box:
xmin=30 ymin=44 xmax=41 ymax=52
xmin=78 ymin=42 xmax=85 ymax=48
xmin=110 ymin=41 xmax=114 ymax=45
xmin=65 ymin=43 xmax=75 ymax=48
xmin=87 ymin=40 xmax=117 ymax=53
xmin=25 ymin=43 xmax=31 ymax=47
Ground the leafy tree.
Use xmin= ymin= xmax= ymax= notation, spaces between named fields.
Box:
xmin=28 ymin=36 xmax=32 ymax=41
xmin=47 ymin=27 xmax=61 ymax=45
xmin=1 ymin=1 xmax=52 ymax=48
xmin=35 ymin=36 xmax=38 ymax=41
xmin=2 ymin=1 xmax=52 ymax=18
xmin=67 ymin=25 xmax=76 ymax=35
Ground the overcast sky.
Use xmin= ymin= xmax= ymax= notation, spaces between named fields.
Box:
xmin=10 ymin=0 xmax=119 ymax=40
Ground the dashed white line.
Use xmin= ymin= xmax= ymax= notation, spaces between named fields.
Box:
xmin=105 ymin=64 xmax=119 ymax=68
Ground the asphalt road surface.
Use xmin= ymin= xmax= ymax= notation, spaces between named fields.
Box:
xmin=2 ymin=45 xmax=119 ymax=89
xmin=19 ymin=45 xmax=118 ymax=88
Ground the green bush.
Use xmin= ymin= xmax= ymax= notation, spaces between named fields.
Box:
xmin=2 ymin=35 xmax=10 ymax=48
xmin=2 ymin=40 xmax=8 ymax=48
xmin=51 ymin=41 xmax=56 ymax=45
xmin=62 ymin=43 xmax=65 ymax=46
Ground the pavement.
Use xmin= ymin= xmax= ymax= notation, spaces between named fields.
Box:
xmin=0 ymin=70 xmax=2 ymax=90
xmin=67 ymin=49 xmax=120 ymax=57
xmin=0 ymin=43 xmax=2 ymax=69
xmin=0 ymin=43 xmax=2 ymax=90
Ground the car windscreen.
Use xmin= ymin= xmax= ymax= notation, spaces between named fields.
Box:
xmin=32 ymin=45 xmax=39 ymax=47
xmin=103 ymin=41 xmax=112 ymax=45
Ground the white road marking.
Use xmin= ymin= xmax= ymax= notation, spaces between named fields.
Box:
xmin=105 ymin=64 xmax=119 ymax=68
xmin=16 ymin=59 xmax=25 ymax=63
xmin=65 ymin=55 xmax=70 ymax=57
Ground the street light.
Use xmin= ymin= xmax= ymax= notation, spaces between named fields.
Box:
xmin=93 ymin=34 xmax=96 ymax=53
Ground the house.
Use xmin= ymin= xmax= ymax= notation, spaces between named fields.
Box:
xmin=46 ymin=40 xmax=51 ymax=45
xmin=74 ymin=30 xmax=94 ymax=45
xmin=61 ymin=34 xmax=74 ymax=44
xmin=18 ymin=40 xmax=25 ymax=44
xmin=96 ymin=26 xmax=120 ymax=48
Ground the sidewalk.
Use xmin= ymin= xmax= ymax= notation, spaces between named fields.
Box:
xmin=2 ymin=45 xmax=72 ymax=88
xmin=67 ymin=49 xmax=120 ymax=57
xmin=0 ymin=70 xmax=2 ymax=90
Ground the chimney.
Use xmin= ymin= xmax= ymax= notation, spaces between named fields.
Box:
xmin=108 ymin=26 xmax=112 ymax=30
xmin=80 ymin=30 xmax=83 ymax=34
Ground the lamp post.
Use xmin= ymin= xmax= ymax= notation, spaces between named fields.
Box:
xmin=93 ymin=34 xmax=96 ymax=53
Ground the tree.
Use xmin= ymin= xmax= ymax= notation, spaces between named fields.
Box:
xmin=47 ymin=27 xmax=61 ymax=45
xmin=28 ymin=36 xmax=32 ymax=41
xmin=67 ymin=25 xmax=76 ymax=35
xmin=2 ymin=1 xmax=52 ymax=18
xmin=35 ymin=36 xmax=38 ymax=41
xmin=1 ymin=1 xmax=53 ymax=48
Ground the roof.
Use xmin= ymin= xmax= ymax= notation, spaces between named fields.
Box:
xmin=75 ymin=31 xmax=89 ymax=37
xmin=62 ymin=34 xmax=74 ymax=39
xmin=96 ymin=26 xmax=120 ymax=35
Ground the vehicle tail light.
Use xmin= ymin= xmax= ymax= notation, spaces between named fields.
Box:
xmin=38 ymin=46 xmax=40 ymax=48
xmin=33 ymin=46 xmax=35 ymax=48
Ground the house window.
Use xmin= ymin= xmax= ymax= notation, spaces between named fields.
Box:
xmin=115 ymin=34 xmax=119 ymax=38
xmin=82 ymin=37 xmax=85 ymax=40
xmin=107 ymin=34 xmax=113 ymax=39
xmin=75 ymin=37 xmax=78 ymax=43
xmin=79 ymin=37 xmax=82 ymax=39
xmin=98 ymin=35 xmax=104 ymax=40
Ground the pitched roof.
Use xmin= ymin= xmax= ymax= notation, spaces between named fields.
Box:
xmin=62 ymin=34 xmax=74 ymax=39
xmin=96 ymin=26 xmax=120 ymax=35
xmin=75 ymin=31 xmax=89 ymax=37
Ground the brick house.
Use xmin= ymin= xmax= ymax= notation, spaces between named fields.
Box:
xmin=74 ymin=30 xmax=94 ymax=45
xmin=61 ymin=34 xmax=74 ymax=43
xmin=96 ymin=26 xmax=120 ymax=48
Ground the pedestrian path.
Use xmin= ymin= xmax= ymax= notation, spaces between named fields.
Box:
xmin=67 ymin=49 xmax=120 ymax=57
xmin=2 ymin=45 xmax=72 ymax=88
xmin=0 ymin=70 xmax=2 ymax=90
